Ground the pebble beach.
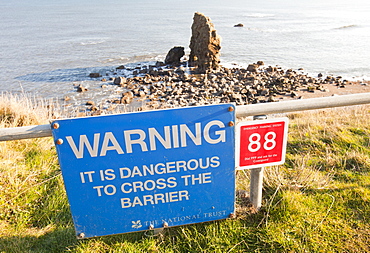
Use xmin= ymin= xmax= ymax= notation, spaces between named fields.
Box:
xmin=72 ymin=60 xmax=370 ymax=116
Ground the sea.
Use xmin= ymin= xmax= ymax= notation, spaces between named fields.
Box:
xmin=1 ymin=0 xmax=369 ymax=108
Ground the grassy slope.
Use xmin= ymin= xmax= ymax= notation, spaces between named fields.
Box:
xmin=0 ymin=96 xmax=369 ymax=252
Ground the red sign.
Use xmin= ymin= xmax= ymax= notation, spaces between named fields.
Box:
xmin=236 ymin=118 xmax=289 ymax=169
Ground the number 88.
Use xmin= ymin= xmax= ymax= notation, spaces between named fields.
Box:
xmin=248 ymin=132 xmax=276 ymax=152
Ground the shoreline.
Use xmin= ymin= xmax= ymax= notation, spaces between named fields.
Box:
xmin=73 ymin=61 xmax=370 ymax=116
xmin=291 ymin=80 xmax=370 ymax=99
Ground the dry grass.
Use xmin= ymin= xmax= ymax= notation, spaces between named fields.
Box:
xmin=0 ymin=93 xmax=63 ymax=128
xmin=266 ymin=105 xmax=370 ymax=189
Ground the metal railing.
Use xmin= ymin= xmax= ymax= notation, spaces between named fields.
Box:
xmin=1 ymin=92 xmax=370 ymax=210
xmin=1 ymin=92 xmax=370 ymax=142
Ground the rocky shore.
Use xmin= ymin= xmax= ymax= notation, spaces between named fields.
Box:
xmin=76 ymin=61 xmax=369 ymax=115
xmin=70 ymin=12 xmax=370 ymax=116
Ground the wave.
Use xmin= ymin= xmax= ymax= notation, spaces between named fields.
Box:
xmin=101 ymin=56 xmax=130 ymax=64
xmin=244 ymin=13 xmax=275 ymax=18
xmin=15 ymin=66 xmax=114 ymax=83
xmin=99 ymin=54 xmax=167 ymax=67
xmin=15 ymin=55 xmax=167 ymax=83
xmin=80 ymin=39 xmax=107 ymax=46
xmin=335 ymin=24 xmax=357 ymax=29
xmin=130 ymin=54 xmax=166 ymax=62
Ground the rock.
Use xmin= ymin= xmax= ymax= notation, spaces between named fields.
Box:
xmin=257 ymin=61 xmax=264 ymax=66
xmin=116 ymin=65 xmax=126 ymax=70
xmin=267 ymin=66 xmax=277 ymax=72
xmin=76 ymin=112 xmax=87 ymax=117
xmin=165 ymin=46 xmax=185 ymax=65
xmin=89 ymin=73 xmax=101 ymax=78
xmin=316 ymin=85 xmax=326 ymax=91
xmin=113 ymin=76 xmax=127 ymax=86
xmin=155 ymin=61 xmax=166 ymax=67
xmin=86 ymin=101 xmax=95 ymax=106
xmin=89 ymin=106 xmax=98 ymax=111
xmin=307 ymin=86 xmax=315 ymax=92
xmin=234 ymin=23 xmax=244 ymax=27
xmin=77 ymin=85 xmax=87 ymax=92
xmin=189 ymin=12 xmax=221 ymax=73
xmin=290 ymin=91 xmax=298 ymax=97
xmin=138 ymin=90 xmax=146 ymax=98
xmin=268 ymin=96 xmax=278 ymax=102
xmin=260 ymin=89 xmax=269 ymax=96
xmin=121 ymin=91 xmax=134 ymax=104
xmin=247 ymin=64 xmax=259 ymax=72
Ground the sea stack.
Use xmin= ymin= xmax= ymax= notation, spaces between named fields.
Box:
xmin=189 ymin=12 xmax=221 ymax=74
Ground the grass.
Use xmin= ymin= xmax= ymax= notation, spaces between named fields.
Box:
xmin=0 ymin=94 xmax=369 ymax=252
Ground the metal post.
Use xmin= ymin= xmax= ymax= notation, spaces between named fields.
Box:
xmin=250 ymin=167 xmax=264 ymax=210
xmin=249 ymin=115 xmax=267 ymax=210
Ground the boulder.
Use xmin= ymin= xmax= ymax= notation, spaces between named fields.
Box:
xmin=189 ymin=12 xmax=222 ymax=74
xmin=155 ymin=61 xmax=166 ymax=67
xmin=121 ymin=91 xmax=134 ymax=104
xmin=76 ymin=85 xmax=87 ymax=92
xmin=165 ymin=46 xmax=185 ymax=65
xmin=113 ymin=76 xmax=127 ymax=86
xmin=89 ymin=106 xmax=98 ymax=111
xmin=247 ymin=64 xmax=259 ymax=72
xmin=267 ymin=66 xmax=277 ymax=72
xmin=89 ymin=73 xmax=101 ymax=78
xmin=116 ymin=65 xmax=126 ymax=70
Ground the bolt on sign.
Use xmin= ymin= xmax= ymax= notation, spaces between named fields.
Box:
xmin=51 ymin=104 xmax=236 ymax=238
xmin=236 ymin=118 xmax=289 ymax=170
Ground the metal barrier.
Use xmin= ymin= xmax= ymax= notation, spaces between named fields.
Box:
xmin=1 ymin=92 xmax=370 ymax=142
xmin=1 ymin=92 xmax=370 ymax=210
